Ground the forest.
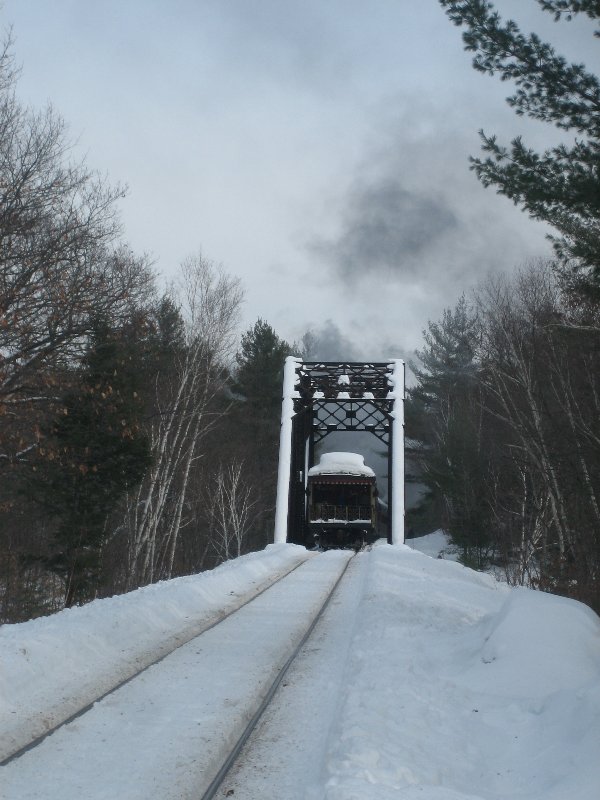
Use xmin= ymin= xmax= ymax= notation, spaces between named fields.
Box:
xmin=409 ymin=0 xmax=600 ymax=612
xmin=2 ymin=1 xmax=600 ymax=619
xmin=0 ymin=34 xmax=305 ymax=619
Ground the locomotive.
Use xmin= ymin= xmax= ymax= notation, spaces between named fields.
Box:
xmin=306 ymin=452 xmax=378 ymax=550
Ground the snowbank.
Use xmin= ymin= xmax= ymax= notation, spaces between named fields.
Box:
xmin=0 ymin=543 xmax=310 ymax=760
xmin=464 ymin=585 xmax=600 ymax=698
xmin=407 ymin=528 xmax=460 ymax=560
xmin=319 ymin=543 xmax=600 ymax=800
xmin=3 ymin=538 xmax=600 ymax=799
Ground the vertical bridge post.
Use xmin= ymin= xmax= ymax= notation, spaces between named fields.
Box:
xmin=274 ymin=356 xmax=302 ymax=545
xmin=389 ymin=359 xmax=405 ymax=546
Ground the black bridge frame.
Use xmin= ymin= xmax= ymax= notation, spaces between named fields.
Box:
xmin=275 ymin=360 xmax=404 ymax=547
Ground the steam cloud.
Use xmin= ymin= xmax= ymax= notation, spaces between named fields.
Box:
xmin=315 ymin=178 xmax=458 ymax=282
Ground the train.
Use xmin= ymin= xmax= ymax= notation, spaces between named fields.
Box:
xmin=306 ymin=452 xmax=379 ymax=550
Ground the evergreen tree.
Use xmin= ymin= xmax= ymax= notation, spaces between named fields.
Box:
xmin=150 ymin=295 xmax=186 ymax=368
xmin=31 ymin=323 xmax=152 ymax=606
xmin=440 ymin=0 xmax=600 ymax=286
xmin=409 ymin=297 xmax=492 ymax=566
xmin=411 ymin=296 xmax=479 ymax=413
xmin=233 ymin=319 xmax=294 ymax=448
xmin=228 ymin=320 xmax=294 ymax=548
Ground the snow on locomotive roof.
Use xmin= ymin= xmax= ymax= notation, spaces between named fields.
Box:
xmin=308 ymin=452 xmax=375 ymax=478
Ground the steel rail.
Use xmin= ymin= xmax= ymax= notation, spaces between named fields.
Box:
xmin=199 ymin=551 xmax=356 ymax=800
xmin=0 ymin=555 xmax=312 ymax=768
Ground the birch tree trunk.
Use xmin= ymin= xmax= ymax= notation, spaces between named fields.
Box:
xmin=123 ymin=255 xmax=242 ymax=588
xmin=204 ymin=460 xmax=258 ymax=564
xmin=477 ymin=265 xmax=600 ymax=602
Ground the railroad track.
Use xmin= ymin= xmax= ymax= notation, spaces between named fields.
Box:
xmin=200 ymin=551 xmax=355 ymax=800
xmin=2 ymin=550 xmax=356 ymax=800
xmin=0 ymin=553 xmax=313 ymax=768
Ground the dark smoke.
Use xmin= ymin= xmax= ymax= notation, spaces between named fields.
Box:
xmin=313 ymin=177 xmax=458 ymax=282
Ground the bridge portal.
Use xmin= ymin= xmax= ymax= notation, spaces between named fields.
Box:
xmin=274 ymin=359 xmax=405 ymax=546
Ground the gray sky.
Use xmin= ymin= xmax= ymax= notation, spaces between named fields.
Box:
xmin=2 ymin=1 xmax=598 ymax=362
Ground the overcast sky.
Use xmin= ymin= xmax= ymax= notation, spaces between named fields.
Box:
xmin=2 ymin=1 xmax=598 ymax=363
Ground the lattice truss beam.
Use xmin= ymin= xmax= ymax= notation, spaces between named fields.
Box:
xmin=294 ymin=362 xmax=394 ymax=443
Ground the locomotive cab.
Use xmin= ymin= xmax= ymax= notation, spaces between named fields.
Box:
xmin=307 ymin=452 xmax=378 ymax=550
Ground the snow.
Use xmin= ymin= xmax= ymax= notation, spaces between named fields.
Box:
xmin=308 ymin=451 xmax=375 ymax=477
xmin=3 ymin=551 xmax=352 ymax=800
xmin=2 ymin=535 xmax=600 ymax=799
xmin=466 ymin=586 xmax=600 ymax=698
xmin=407 ymin=528 xmax=460 ymax=560
xmin=311 ymin=543 xmax=600 ymax=800
xmin=385 ymin=358 xmax=405 ymax=401
xmin=0 ymin=543 xmax=311 ymax=761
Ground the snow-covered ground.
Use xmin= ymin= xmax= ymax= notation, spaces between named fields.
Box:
xmin=2 ymin=536 xmax=600 ymax=799
xmin=407 ymin=528 xmax=460 ymax=560
xmin=0 ymin=543 xmax=312 ymax=760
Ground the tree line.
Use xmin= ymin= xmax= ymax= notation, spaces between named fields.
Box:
xmin=408 ymin=1 xmax=600 ymax=611
xmin=0 ymin=36 xmax=302 ymax=620
xmin=3 ymin=1 xmax=600 ymax=619
xmin=408 ymin=266 xmax=600 ymax=610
